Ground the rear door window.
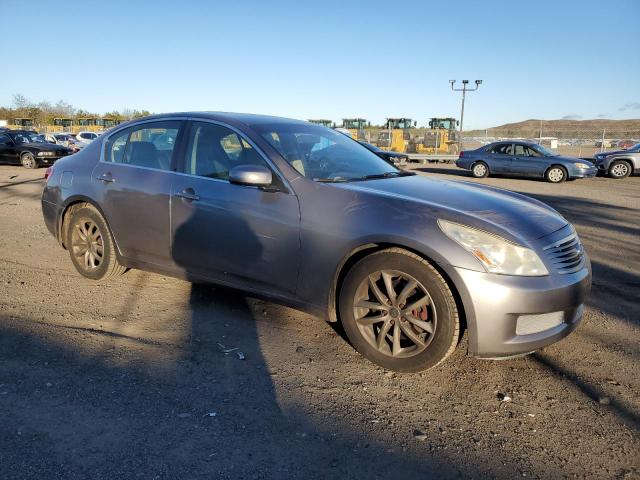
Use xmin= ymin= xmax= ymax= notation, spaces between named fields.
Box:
xmin=490 ymin=144 xmax=513 ymax=155
xmin=105 ymin=121 xmax=181 ymax=170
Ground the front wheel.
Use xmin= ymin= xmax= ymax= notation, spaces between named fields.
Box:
xmin=545 ymin=166 xmax=567 ymax=183
xmin=471 ymin=161 xmax=489 ymax=178
xmin=21 ymin=152 xmax=38 ymax=169
xmin=608 ymin=160 xmax=631 ymax=179
xmin=66 ymin=204 xmax=127 ymax=280
xmin=339 ymin=248 xmax=459 ymax=372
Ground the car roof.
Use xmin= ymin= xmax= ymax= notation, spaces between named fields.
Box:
xmin=118 ymin=111 xmax=310 ymax=129
xmin=486 ymin=140 xmax=539 ymax=148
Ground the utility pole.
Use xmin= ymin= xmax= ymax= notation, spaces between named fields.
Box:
xmin=450 ymin=80 xmax=482 ymax=151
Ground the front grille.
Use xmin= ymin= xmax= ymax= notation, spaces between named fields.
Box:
xmin=543 ymin=233 xmax=585 ymax=274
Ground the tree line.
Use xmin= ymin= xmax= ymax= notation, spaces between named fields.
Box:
xmin=0 ymin=94 xmax=152 ymax=125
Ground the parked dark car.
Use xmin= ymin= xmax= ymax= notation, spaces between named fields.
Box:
xmin=593 ymin=143 xmax=640 ymax=178
xmin=41 ymin=113 xmax=590 ymax=372
xmin=358 ymin=141 xmax=409 ymax=166
xmin=0 ymin=129 xmax=73 ymax=168
xmin=456 ymin=141 xmax=596 ymax=183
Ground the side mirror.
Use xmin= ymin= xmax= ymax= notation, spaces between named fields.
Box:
xmin=229 ymin=165 xmax=273 ymax=188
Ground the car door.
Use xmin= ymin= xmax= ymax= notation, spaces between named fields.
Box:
xmin=0 ymin=133 xmax=17 ymax=164
xmin=92 ymin=120 xmax=183 ymax=267
xmin=511 ymin=144 xmax=548 ymax=177
xmin=170 ymin=121 xmax=301 ymax=294
xmin=487 ymin=143 xmax=514 ymax=173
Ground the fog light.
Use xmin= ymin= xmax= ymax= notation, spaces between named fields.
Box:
xmin=516 ymin=311 xmax=564 ymax=335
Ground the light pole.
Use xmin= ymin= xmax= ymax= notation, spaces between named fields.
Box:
xmin=450 ymin=79 xmax=482 ymax=150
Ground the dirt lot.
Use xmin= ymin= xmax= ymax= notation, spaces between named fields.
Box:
xmin=0 ymin=164 xmax=638 ymax=479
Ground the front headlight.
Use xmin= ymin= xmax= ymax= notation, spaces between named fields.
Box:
xmin=438 ymin=220 xmax=549 ymax=276
xmin=574 ymin=162 xmax=590 ymax=168
xmin=37 ymin=151 xmax=54 ymax=157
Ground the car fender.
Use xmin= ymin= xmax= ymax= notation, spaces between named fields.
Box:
xmin=605 ymin=155 xmax=638 ymax=169
xmin=57 ymin=194 xmax=124 ymax=258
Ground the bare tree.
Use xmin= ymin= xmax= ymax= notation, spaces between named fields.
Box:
xmin=12 ymin=93 xmax=30 ymax=109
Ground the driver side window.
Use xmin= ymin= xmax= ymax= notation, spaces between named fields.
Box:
xmin=184 ymin=122 xmax=269 ymax=180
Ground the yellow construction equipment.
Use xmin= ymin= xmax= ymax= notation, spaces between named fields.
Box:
xmin=377 ymin=118 xmax=415 ymax=152
xmin=308 ymin=119 xmax=334 ymax=128
xmin=408 ymin=117 xmax=460 ymax=154
xmin=342 ymin=118 xmax=369 ymax=140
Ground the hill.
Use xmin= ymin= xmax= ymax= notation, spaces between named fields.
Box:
xmin=466 ymin=118 xmax=640 ymax=137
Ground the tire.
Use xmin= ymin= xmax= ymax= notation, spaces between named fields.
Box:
xmin=21 ymin=152 xmax=38 ymax=169
xmin=545 ymin=165 xmax=567 ymax=183
xmin=471 ymin=161 xmax=489 ymax=178
xmin=338 ymin=248 xmax=459 ymax=372
xmin=66 ymin=204 xmax=127 ymax=280
xmin=608 ymin=160 xmax=632 ymax=179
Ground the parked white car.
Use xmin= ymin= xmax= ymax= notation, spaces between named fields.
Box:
xmin=44 ymin=133 xmax=85 ymax=152
xmin=75 ymin=131 xmax=100 ymax=145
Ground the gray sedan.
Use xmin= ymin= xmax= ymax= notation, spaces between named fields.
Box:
xmin=41 ymin=113 xmax=591 ymax=372
xmin=457 ymin=141 xmax=597 ymax=182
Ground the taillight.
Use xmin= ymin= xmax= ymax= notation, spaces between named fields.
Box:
xmin=44 ymin=166 xmax=54 ymax=182
xmin=459 ymin=151 xmax=465 ymax=158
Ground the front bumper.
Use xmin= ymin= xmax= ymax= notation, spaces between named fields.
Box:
xmin=441 ymin=256 xmax=591 ymax=358
xmin=571 ymin=166 xmax=597 ymax=178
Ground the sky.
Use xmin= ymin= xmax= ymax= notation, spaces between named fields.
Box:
xmin=1 ymin=0 xmax=638 ymax=129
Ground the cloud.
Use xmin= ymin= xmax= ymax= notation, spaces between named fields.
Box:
xmin=619 ymin=102 xmax=640 ymax=111
xmin=597 ymin=114 xmax=607 ymax=118
xmin=561 ymin=114 xmax=582 ymax=120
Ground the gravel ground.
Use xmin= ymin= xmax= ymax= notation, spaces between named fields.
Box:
xmin=0 ymin=164 xmax=638 ymax=479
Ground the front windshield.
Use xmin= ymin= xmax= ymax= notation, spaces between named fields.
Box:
xmin=535 ymin=144 xmax=558 ymax=156
xmin=626 ymin=143 xmax=640 ymax=152
xmin=255 ymin=123 xmax=399 ymax=181
xmin=14 ymin=133 xmax=46 ymax=144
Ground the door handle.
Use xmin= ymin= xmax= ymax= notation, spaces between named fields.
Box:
xmin=175 ymin=190 xmax=200 ymax=201
xmin=96 ymin=174 xmax=115 ymax=183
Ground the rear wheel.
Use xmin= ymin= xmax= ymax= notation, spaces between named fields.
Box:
xmin=21 ymin=152 xmax=38 ymax=169
xmin=608 ymin=160 xmax=631 ymax=179
xmin=471 ymin=161 xmax=489 ymax=178
xmin=66 ymin=204 xmax=127 ymax=280
xmin=339 ymin=248 xmax=459 ymax=372
xmin=545 ymin=165 xmax=567 ymax=183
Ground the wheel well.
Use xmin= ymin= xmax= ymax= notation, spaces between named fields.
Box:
xmin=472 ymin=160 xmax=488 ymax=170
xmin=545 ymin=164 xmax=567 ymax=176
xmin=328 ymin=243 xmax=467 ymax=341
xmin=59 ymin=201 xmax=92 ymax=249
xmin=610 ymin=158 xmax=633 ymax=167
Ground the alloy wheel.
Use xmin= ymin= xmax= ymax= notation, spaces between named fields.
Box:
xmin=611 ymin=163 xmax=629 ymax=177
xmin=71 ymin=219 xmax=104 ymax=270
xmin=353 ymin=270 xmax=436 ymax=358
xmin=22 ymin=153 xmax=36 ymax=169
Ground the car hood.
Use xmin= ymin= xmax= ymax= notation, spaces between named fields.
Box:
xmin=598 ymin=149 xmax=636 ymax=157
xmin=336 ymin=174 xmax=567 ymax=242
xmin=22 ymin=142 xmax=70 ymax=152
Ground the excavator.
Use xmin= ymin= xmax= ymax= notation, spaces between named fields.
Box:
xmin=308 ymin=119 xmax=334 ymax=128
xmin=407 ymin=117 xmax=460 ymax=154
xmin=376 ymin=118 xmax=416 ymax=152
xmin=341 ymin=118 xmax=369 ymax=140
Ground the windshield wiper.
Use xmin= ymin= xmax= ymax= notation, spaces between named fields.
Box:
xmin=314 ymin=177 xmax=350 ymax=183
xmin=354 ymin=171 xmax=416 ymax=181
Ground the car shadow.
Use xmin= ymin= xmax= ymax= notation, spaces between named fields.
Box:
xmin=0 ymin=283 xmax=476 ymax=479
